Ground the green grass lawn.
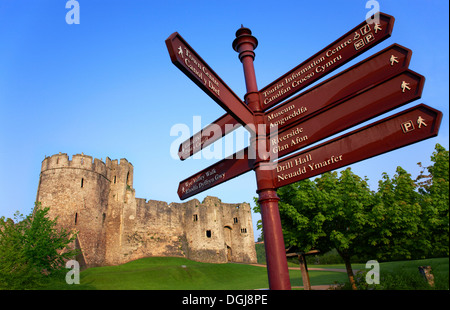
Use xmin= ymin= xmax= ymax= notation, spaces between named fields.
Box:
xmin=44 ymin=256 xmax=448 ymax=290
xmin=45 ymin=256 xmax=347 ymax=290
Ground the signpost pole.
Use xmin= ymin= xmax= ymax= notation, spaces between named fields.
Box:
xmin=233 ymin=27 xmax=291 ymax=290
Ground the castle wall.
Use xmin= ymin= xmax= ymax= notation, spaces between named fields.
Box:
xmin=36 ymin=153 xmax=257 ymax=268
xmin=122 ymin=199 xmax=187 ymax=262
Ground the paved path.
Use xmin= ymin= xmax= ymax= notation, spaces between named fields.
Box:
xmin=249 ymin=263 xmax=348 ymax=273
xmin=249 ymin=264 xmax=348 ymax=290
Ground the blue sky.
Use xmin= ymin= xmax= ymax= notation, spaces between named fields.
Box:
xmin=0 ymin=0 xmax=448 ymax=240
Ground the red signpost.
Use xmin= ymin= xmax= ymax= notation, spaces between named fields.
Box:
xmin=166 ymin=12 xmax=443 ymax=290
xmin=176 ymin=49 xmax=421 ymax=198
xmin=177 ymin=14 xmax=397 ymax=160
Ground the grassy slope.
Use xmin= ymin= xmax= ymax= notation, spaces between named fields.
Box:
xmin=48 ymin=256 xmax=348 ymax=290
xmin=80 ymin=257 xmax=269 ymax=290
xmin=46 ymin=256 xmax=448 ymax=290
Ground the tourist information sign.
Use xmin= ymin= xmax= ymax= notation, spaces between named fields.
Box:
xmin=259 ymin=12 xmax=395 ymax=110
xmin=166 ymin=12 xmax=442 ymax=290
xmin=275 ymin=104 xmax=442 ymax=188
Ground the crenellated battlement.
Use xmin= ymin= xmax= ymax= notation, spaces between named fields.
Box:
xmin=40 ymin=153 xmax=136 ymax=184
xmin=41 ymin=152 xmax=111 ymax=180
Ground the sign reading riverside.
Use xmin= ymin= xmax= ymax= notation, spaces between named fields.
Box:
xmin=260 ymin=13 xmax=395 ymax=111
xmin=275 ymin=104 xmax=442 ymax=188
xmin=166 ymin=33 xmax=254 ymax=128
xmin=265 ymin=44 xmax=412 ymax=130
xmin=272 ymin=70 xmax=425 ymax=158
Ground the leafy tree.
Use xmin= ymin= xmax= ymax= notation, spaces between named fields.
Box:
xmin=315 ymin=169 xmax=375 ymax=289
xmin=368 ymin=167 xmax=425 ymax=261
xmin=416 ymin=143 xmax=449 ymax=257
xmin=276 ymin=178 xmax=329 ymax=255
xmin=0 ymin=203 xmax=78 ymax=289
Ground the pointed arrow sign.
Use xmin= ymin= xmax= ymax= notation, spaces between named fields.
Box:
xmin=259 ymin=12 xmax=395 ymax=111
xmin=177 ymin=148 xmax=254 ymax=200
xmin=274 ymin=104 xmax=442 ymax=188
xmin=178 ymin=113 xmax=240 ymax=161
xmin=166 ymin=32 xmax=254 ymax=129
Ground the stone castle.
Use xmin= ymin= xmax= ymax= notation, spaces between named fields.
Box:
xmin=35 ymin=153 xmax=257 ymax=268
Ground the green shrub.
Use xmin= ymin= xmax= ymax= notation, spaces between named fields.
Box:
xmin=0 ymin=203 xmax=78 ymax=290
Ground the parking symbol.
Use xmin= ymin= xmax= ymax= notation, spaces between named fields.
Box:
xmin=401 ymin=120 xmax=415 ymax=133
xmin=354 ymin=39 xmax=365 ymax=50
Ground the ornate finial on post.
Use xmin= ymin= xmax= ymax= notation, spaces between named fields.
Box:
xmin=232 ymin=27 xmax=258 ymax=62
xmin=232 ymin=27 xmax=259 ymax=94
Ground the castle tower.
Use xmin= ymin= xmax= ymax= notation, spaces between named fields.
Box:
xmin=36 ymin=153 xmax=111 ymax=267
xmin=183 ymin=196 xmax=257 ymax=264
xmin=103 ymin=158 xmax=137 ymax=265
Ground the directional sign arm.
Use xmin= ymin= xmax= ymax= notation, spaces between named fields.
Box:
xmin=274 ymin=104 xmax=442 ymax=188
xmin=177 ymin=147 xmax=254 ymax=200
xmin=259 ymin=12 xmax=395 ymax=111
xmin=178 ymin=113 xmax=241 ymax=160
xmin=166 ymin=32 xmax=255 ymax=129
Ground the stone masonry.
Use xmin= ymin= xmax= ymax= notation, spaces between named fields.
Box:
xmin=35 ymin=153 xmax=257 ymax=268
